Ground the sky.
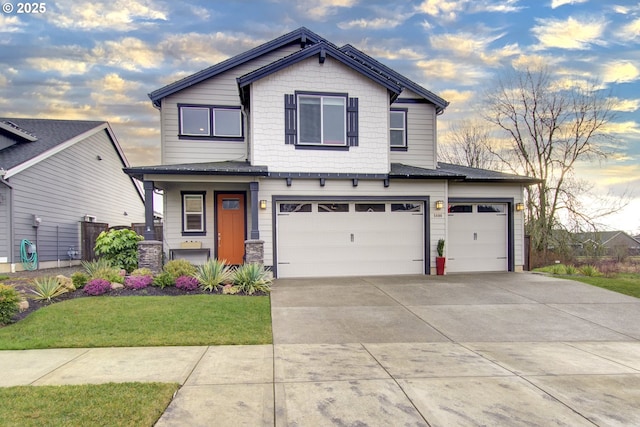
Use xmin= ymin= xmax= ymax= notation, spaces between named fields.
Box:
xmin=0 ymin=0 xmax=639 ymax=234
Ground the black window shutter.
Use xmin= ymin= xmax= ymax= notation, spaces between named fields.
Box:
xmin=347 ymin=97 xmax=359 ymax=146
xmin=284 ymin=94 xmax=296 ymax=145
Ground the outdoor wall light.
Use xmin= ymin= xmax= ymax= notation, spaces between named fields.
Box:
xmin=259 ymin=200 xmax=267 ymax=210
xmin=516 ymin=202 xmax=525 ymax=211
xmin=435 ymin=200 xmax=444 ymax=210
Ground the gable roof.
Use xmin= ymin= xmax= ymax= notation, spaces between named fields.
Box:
xmin=237 ymin=41 xmax=403 ymax=103
xmin=148 ymin=27 xmax=328 ymax=107
xmin=149 ymin=27 xmax=448 ymax=111
xmin=340 ymin=44 xmax=449 ymax=114
xmin=437 ymin=162 xmax=541 ymax=184
xmin=0 ymin=119 xmax=142 ymax=200
xmin=0 ymin=118 xmax=106 ymax=175
xmin=572 ymin=231 xmax=640 ymax=247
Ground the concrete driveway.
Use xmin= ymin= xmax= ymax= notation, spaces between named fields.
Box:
xmin=265 ymin=273 xmax=640 ymax=426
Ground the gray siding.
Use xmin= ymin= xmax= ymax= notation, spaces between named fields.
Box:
xmin=8 ymin=129 xmax=145 ymax=263
xmin=161 ymin=45 xmax=301 ymax=165
xmin=0 ymin=184 xmax=9 ymax=260
xmin=390 ymin=91 xmax=437 ymax=170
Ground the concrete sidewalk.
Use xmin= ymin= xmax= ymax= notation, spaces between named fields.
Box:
xmin=1 ymin=273 xmax=640 ymax=426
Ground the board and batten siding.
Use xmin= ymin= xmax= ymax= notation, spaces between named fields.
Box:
xmin=257 ymin=177 xmax=447 ymax=271
xmin=0 ymin=184 xmax=10 ymax=260
xmin=251 ymin=57 xmax=390 ymax=174
xmin=7 ymin=129 xmax=145 ymax=264
xmin=161 ymin=45 xmax=301 ymax=165
xmin=447 ymin=182 xmax=526 ymax=270
xmin=390 ymin=90 xmax=437 ymax=170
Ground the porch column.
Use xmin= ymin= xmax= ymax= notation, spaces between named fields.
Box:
xmin=249 ymin=182 xmax=260 ymax=239
xmin=143 ymin=180 xmax=155 ymax=240
xmin=245 ymin=181 xmax=264 ymax=264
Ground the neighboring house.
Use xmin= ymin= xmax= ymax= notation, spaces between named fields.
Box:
xmin=571 ymin=231 xmax=640 ymax=257
xmin=125 ymin=27 xmax=537 ymax=278
xmin=0 ymin=118 xmax=146 ymax=272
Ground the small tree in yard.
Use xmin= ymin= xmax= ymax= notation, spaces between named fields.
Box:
xmin=94 ymin=229 xmax=143 ymax=273
xmin=484 ymin=66 xmax=626 ymax=261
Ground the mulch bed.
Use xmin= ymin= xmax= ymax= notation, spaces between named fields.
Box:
xmin=1 ymin=267 xmax=265 ymax=326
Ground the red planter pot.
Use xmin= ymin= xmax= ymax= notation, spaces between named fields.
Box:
xmin=436 ymin=257 xmax=446 ymax=275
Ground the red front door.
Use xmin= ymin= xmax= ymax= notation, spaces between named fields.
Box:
xmin=216 ymin=193 xmax=245 ymax=264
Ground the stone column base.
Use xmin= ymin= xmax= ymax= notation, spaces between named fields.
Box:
xmin=244 ymin=240 xmax=264 ymax=264
xmin=138 ymin=240 xmax=163 ymax=274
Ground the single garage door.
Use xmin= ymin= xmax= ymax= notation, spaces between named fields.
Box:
xmin=447 ymin=203 xmax=508 ymax=273
xmin=277 ymin=201 xmax=424 ymax=278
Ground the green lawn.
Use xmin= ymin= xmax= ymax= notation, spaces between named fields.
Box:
xmin=0 ymin=382 xmax=178 ymax=427
xmin=0 ymin=295 xmax=272 ymax=350
xmin=569 ymin=274 xmax=640 ymax=298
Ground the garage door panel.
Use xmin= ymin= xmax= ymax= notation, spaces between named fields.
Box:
xmin=448 ymin=204 xmax=508 ymax=273
xmin=277 ymin=201 xmax=424 ymax=278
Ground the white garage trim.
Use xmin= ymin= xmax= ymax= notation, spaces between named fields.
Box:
xmin=272 ymin=195 xmax=430 ymax=278
xmin=447 ymin=198 xmax=514 ymax=272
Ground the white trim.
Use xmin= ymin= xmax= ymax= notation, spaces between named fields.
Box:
xmin=0 ymin=121 xmax=38 ymax=141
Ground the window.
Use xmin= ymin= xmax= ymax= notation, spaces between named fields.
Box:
xmin=284 ymin=93 xmax=359 ymax=148
xmin=182 ymin=192 xmax=206 ymax=235
xmin=478 ymin=204 xmax=505 ymax=213
xmin=318 ymin=203 xmax=349 ymax=212
xmin=179 ymin=105 xmax=242 ymax=139
xmin=391 ymin=203 xmax=421 ymax=212
xmin=355 ymin=203 xmax=385 ymax=212
xmin=390 ymin=109 xmax=407 ymax=149
xmin=298 ymin=95 xmax=345 ymax=145
xmin=280 ymin=203 xmax=312 ymax=213
xmin=448 ymin=204 xmax=472 ymax=213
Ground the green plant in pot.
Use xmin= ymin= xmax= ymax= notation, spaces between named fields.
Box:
xmin=436 ymin=238 xmax=446 ymax=275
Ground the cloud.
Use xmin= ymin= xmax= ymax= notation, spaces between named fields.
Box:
xmin=532 ymin=16 xmax=607 ymax=50
xmin=511 ymin=53 xmax=562 ymax=70
xmin=0 ymin=75 xmax=7 ymax=87
xmin=550 ymin=0 xmax=588 ymax=9
xmin=601 ymin=121 xmax=640 ymax=136
xmin=338 ymin=17 xmax=407 ymax=30
xmin=0 ymin=14 xmax=26 ymax=33
xmin=91 ymin=37 xmax=158 ymax=71
xmin=46 ymin=0 xmax=167 ymax=31
xmin=25 ymin=57 xmax=91 ymax=76
xmin=470 ymin=0 xmax=523 ymax=13
xmin=294 ymin=0 xmax=358 ymax=21
xmin=617 ymin=18 xmax=640 ymax=42
xmin=609 ymin=97 xmax=640 ymax=112
xmin=416 ymin=58 xmax=489 ymax=85
xmin=92 ymin=73 xmax=141 ymax=93
xmin=159 ymin=32 xmax=259 ymax=66
xmin=429 ymin=31 xmax=520 ymax=66
xmin=602 ymin=60 xmax=640 ymax=84
xmin=416 ymin=0 xmax=467 ymax=21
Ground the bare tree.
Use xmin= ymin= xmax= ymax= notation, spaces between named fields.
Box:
xmin=484 ymin=66 xmax=624 ymax=256
xmin=439 ymin=119 xmax=501 ymax=170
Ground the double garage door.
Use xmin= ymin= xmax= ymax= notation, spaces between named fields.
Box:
xmin=447 ymin=203 xmax=508 ymax=273
xmin=277 ymin=201 xmax=424 ymax=278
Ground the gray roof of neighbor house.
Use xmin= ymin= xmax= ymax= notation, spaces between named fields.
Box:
xmin=0 ymin=118 xmax=105 ymax=171
xmin=572 ymin=231 xmax=640 ymax=246
xmin=148 ymin=27 xmax=448 ymax=111
xmin=437 ymin=162 xmax=541 ymax=183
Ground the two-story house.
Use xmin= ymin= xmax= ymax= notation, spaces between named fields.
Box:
xmin=125 ymin=27 xmax=536 ymax=278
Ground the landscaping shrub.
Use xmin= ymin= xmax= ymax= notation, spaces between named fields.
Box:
xmin=580 ymin=264 xmax=600 ymax=277
xmin=94 ymin=229 xmax=143 ymax=273
xmin=82 ymin=260 xmax=124 ymax=284
xmin=71 ymin=272 xmax=89 ymax=289
xmin=0 ymin=284 xmax=20 ymax=325
xmin=124 ymin=275 xmax=153 ymax=290
xmin=163 ymin=259 xmax=197 ymax=280
xmin=195 ymin=259 xmax=234 ymax=291
xmin=152 ymin=272 xmax=175 ymax=289
xmin=551 ymin=264 xmax=567 ymax=275
xmin=175 ymin=275 xmax=199 ymax=291
xmin=130 ymin=268 xmax=153 ymax=277
xmin=84 ymin=279 xmax=112 ymax=296
xmin=30 ymin=277 xmax=69 ymax=302
xmin=564 ymin=264 xmax=578 ymax=275
xmin=233 ymin=263 xmax=272 ymax=295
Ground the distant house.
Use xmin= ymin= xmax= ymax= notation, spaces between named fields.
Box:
xmin=571 ymin=231 xmax=640 ymax=257
xmin=0 ymin=118 xmax=145 ymax=272
xmin=125 ymin=27 xmax=537 ymax=278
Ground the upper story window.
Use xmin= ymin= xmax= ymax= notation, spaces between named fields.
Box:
xmin=179 ymin=104 xmax=242 ymax=140
xmin=298 ymin=95 xmax=346 ymax=146
xmin=390 ymin=109 xmax=407 ymax=150
xmin=284 ymin=92 xmax=359 ymax=150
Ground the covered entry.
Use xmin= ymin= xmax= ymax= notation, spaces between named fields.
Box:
xmin=447 ymin=202 xmax=510 ymax=273
xmin=276 ymin=199 xmax=425 ymax=278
